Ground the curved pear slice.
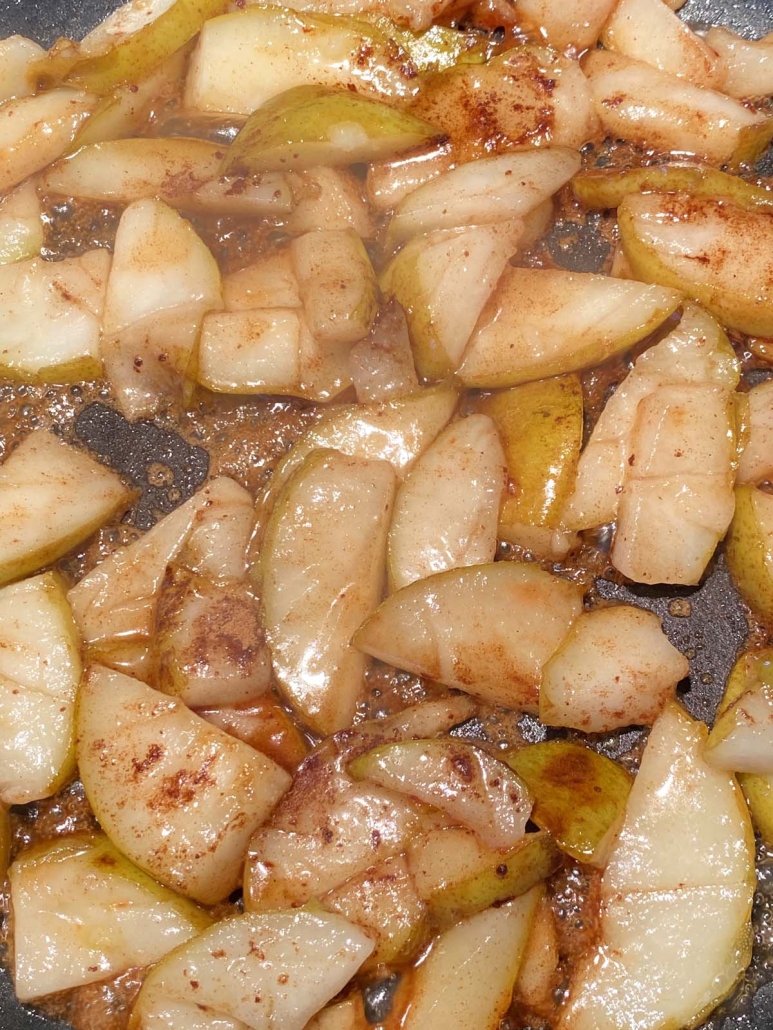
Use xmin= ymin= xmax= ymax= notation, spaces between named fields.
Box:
xmin=707 ymin=27 xmax=773 ymax=100
xmin=354 ymin=562 xmax=583 ymax=711
xmin=10 ymin=833 xmax=211 ymax=1002
xmin=706 ymin=663 xmax=773 ymax=774
xmin=387 ymin=414 xmax=505 ymax=591
xmin=129 ymin=910 xmax=373 ymax=1030
xmin=401 ymin=890 xmax=541 ymax=1030
xmin=458 ymin=268 xmax=681 ymax=389
xmin=539 ymin=606 xmax=689 ymax=732
xmin=0 ymin=572 xmax=81 ymax=805
xmin=349 ymin=739 xmax=532 ymax=850
xmin=0 ymin=180 xmax=43 ymax=266
xmin=619 ymin=190 xmax=773 ymax=337
xmin=738 ymin=379 xmax=773 ymax=485
xmin=222 ymin=85 xmax=441 ymax=174
xmin=258 ymin=450 xmax=396 ymax=735
xmin=76 ymin=665 xmax=291 ymax=904
xmin=0 ymin=34 xmax=44 ymax=103
xmin=727 ymin=485 xmax=773 ymax=621
xmin=0 ymin=431 xmax=130 ymax=587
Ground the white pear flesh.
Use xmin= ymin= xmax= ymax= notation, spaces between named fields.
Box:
xmin=706 ymin=27 xmax=773 ymax=99
xmin=738 ymin=378 xmax=773 ymax=485
xmin=0 ymin=431 xmax=130 ymax=587
xmin=354 ymin=562 xmax=583 ymax=711
xmin=388 ymin=414 xmax=505 ymax=590
xmin=129 ymin=909 xmax=373 ymax=1030
xmin=706 ymin=680 xmax=773 ymax=774
xmin=0 ymin=572 xmax=81 ymax=805
xmin=514 ymin=0 xmax=616 ymax=49
xmin=0 ymin=180 xmax=43 ymax=266
xmin=10 ymin=833 xmax=211 ymax=1002
xmin=0 ymin=34 xmax=45 ymax=103
xmin=75 ymin=664 xmax=291 ymax=904
xmin=540 ymin=605 xmax=689 ymax=732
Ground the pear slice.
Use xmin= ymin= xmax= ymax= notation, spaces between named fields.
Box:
xmin=387 ymin=414 xmax=505 ymax=591
xmin=221 ymin=85 xmax=440 ymax=174
xmin=75 ymin=664 xmax=291 ymax=904
xmin=539 ymin=606 xmax=689 ymax=732
xmin=0 ymin=34 xmax=45 ymax=103
xmin=0 ymin=431 xmax=130 ymax=587
xmin=726 ymin=485 xmax=773 ymax=621
xmin=0 ymin=249 xmax=109 ymax=383
xmin=509 ymin=0 xmax=616 ymax=50
xmin=349 ymin=300 xmax=419 ymax=404
xmin=306 ymin=996 xmax=366 ymax=1030
xmin=705 ymin=678 xmax=773 ymax=774
xmin=198 ymin=699 xmax=309 ymax=773
xmin=197 ymin=308 xmax=303 ymax=395
xmin=515 ymin=893 xmax=559 ymax=1011
xmin=286 ymin=167 xmax=373 ymax=239
xmin=223 ymin=248 xmax=301 ymax=312
xmin=257 ymin=450 xmax=396 ymax=735
xmin=477 ymin=375 xmax=583 ymax=542
xmin=706 ymin=26 xmax=773 ymax=99
xmin=0 ymin=180 xmax=43 ymax=266
xmin=505 ymin=741 xmax=632 ymax=865
xmin=10 ymin=833 xmax=211 ymax=1002
xmin=354 ymin=562 xmax=583 ymax=711
xmin=401 ymin=889 xmax=541 ymax=1030
xmin=348 ymin=739 xmax=532 ymax=850
xmin=0 ymin=572 xmax=81 ymax=805
xmin=559 ymin=701 xmax=755 ymax=1030
xmin=458 ymin=268 xmax=681 ymax=389
xmin=386 ymin=148 xmax=580 ymax=244
xmin=738 ymin=379 xmax=773 ymax=485
xmin=180 ymin=475 xmax=254 ymax=582
xmin=0 ymin=805 xmax=9 ymax=880
xmin=619 ymin=190 xmax=773 ymax=336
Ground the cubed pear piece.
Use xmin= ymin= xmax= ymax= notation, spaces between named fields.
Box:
xmin=0 ymin=572 xmax=81 ymax=805
xmin=0 ymin=89 xmax=96 ymax=194
xmin=458 ymin=268 xmax=681 ymax=389
xmin=197 ymin=308 xmax=303 ymax=395
xmin=10 ymin=833 xmax=211 ymax=1002
xmin=539 ymin=606 xmax=689 ymax=732
xmin=383 ymin=220 xmax=523 ymax=379
xmin=706 ymin=654 xmax=773 ymax=774
xmin=727 ymin=485 xmax=773 ymax=621
xmin=223 ymin=248 xmax=301 ymax=311
xmin=560 ymin=702 xmax=755 ymax=1030
xmin=75 ymin=664 xmax=291 ymax=904
xmin=0 ymin=250 xmax=109 ymax=382
xmin=387 ymin=149 xmax=580 ymax=245
xmin=387 ymin=414 xmax=505 ymax=591
xmin=738 ymin=379 xmax=773 ymax=485
xmin=322 ymin=854 xmax=426 ymax=966
xmin=102 ymin=197 xmax=222 ymax=419
xmin=354 ymin=562 xmax=583 ymax=711
xmin=401 ymin=889 xmax=541 ymax=1030
xmin=129 ymin=909 xmax=373 ymax=1030
xmin=0 ymin=35 xmax=45 ymax=103
xmin=37 ymin=0 xmax=228 ymax=94
xmin=505 ymin=742 xmax=632 ymax=865
xmin=0 ymin=180 xmax=43 ymax=265
xmin=221 ymin=85 xmax=441 ymax=173
xmin=612 ymin=383 xmax=736 ymax=585
xmin=583 ymin=49 xmax=772 ymax=168
xmin=408 ymin=826 xmax=559 ymax=929
xmin=514 ymin=0 xmax=615 ymax=49
xmin=153 ymin=569 xmax=272 ymax=707
xmin=291 ymin=229 xmax=379 ymax=346
xmin=348 ymin=300 xmax=419 ymax=404
xmin=185 ymin=6 xmax=417 ymax=115
xmin=180 ymin=475 xmax=254 ymax=582
xmin=286 ymin=167 xmax=373 ymax=239
xmin=198 ymin=699 xmax=309 ymax=773
xmin=477 ymin=375 xmax=583 ymax=544
xmin=0 ymin=431 xmax=130 ymax=587
xmin=619 ymin=191 xmax=773 ymax=337
xmin=706 ymin=27 xmax=773 ymax=99
xmin=349 ymin=739 xmax=532 ymax=850
xmin=600 ymin=0 xmax=725 ymax=89
xmin=257 ymin=450 xmax=396 ymax=735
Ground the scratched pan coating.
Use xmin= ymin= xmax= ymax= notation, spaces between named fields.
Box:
xmin=0 ymin=0 xmax=773 ymax=1028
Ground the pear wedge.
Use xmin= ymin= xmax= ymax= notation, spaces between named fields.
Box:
xmin=725 ymin=484 xmax=773 ymax=621
xmin=0 ymin=180 xmax=42 ymax=266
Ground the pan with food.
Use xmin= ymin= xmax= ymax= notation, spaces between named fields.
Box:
xmin=2 ymin=0 xmax=773 ymax=1028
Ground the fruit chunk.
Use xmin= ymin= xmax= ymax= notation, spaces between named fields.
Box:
xmin=129 ymin=909 xmax=373 ymax=1030
xmin=75 ymin=664 xmax=291 ymax=904
xmin=387 ymin=414 xmax=505 ymax=590
xmin=505 ymin=742 xmax=632 ymax=865
xmin=350 ymin=739 xmax=531 ymax=850
xmin=619 ymin=190 xmax=773 ymax=337
xmin=706 ymin=27 xmax=773 ymax=99
xmin=401 ymin=890 xmax=541 ymax=1030
xmin=515 ymin=894 xmax=559 ymax=1011
xmin=198 ymin=699 xmax=309 ymax=774
xmin=179 ymin=475 xmax=254 ymax=582
xmin=286 ymin=167 xmax=373 ymax=238
xmin=0 ymin=572 xmax=81 ymax=805
xmin=706 ymin=655 xmax=773 ymax=774
xmin=185 ymin=6 xmax=417 ymax=115
xmin=727 ymin=485 xmax=773 ymax=622
xmin=0 ymin=250 xmax=109 ymax=382
xmin=386 ymin=149 xmax=580 ymax=244
xmin=583 ymin=49 xmax=772 ymax=167
xmin=383 ymin=220 xmax=523 ymax=379
xmin=477 ymin=376 xmax=582 ymax=548
xmin=458 ymin=268 xmax=681 ymax=389
xmin=539 ymin=606 xmax=689 ymax=732
xmin=738 ymin=379 xmax=773 ymax=485
xmin=514 ymin=0 xmax=616 ymax=50
xmin=0 ymin=431 xmax=130 ymax=587
xmin=0 ymin=180 xmax=43 ymax=266
xmin=10 ymin=833 xmax=211 ymax=1002
xmin=0 ymin=35 xmax=45 ymax=103
xmin=222 ymin=85 xmax=441 ymax=173
xmin=257 ymin=450 xmax=396 ymax=735
xmin=0 ymin=806 xmax=9 ymax=880
xmin=354 ymin=562 xmax=583 ymax=711
xmin=223 ymin=248 xmax=301 ymax=311
xmin=349 ymin=300 xmax=419 ymax=404
xmin=560 ymin=702 xmax=754 ymax=1030
xmin=197 ymin=308 xmax=303 ymax=395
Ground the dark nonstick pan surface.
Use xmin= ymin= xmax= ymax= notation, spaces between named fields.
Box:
xmin=1 ymin=0 xmax=773 ymax=1027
